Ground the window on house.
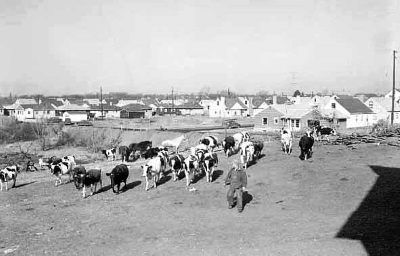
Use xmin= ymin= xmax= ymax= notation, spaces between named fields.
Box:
xmin=234 ymin=111 xmax=237 ymax=115
xmin=28 ymin=111 xmax=31 ymax=114
xmin=331 ymin=103 xmax=336 ymax=109
xmin=274 ymin=117 xmax=279 ymax=124
xmin=245 ymin=100 xmax=248 ymax=105
xmin=291 ymin=119 xmax=300 ymax=128
xmin=396 ymin=113 xmax=399 ymax=119
xmin=217 ymin=101 xmax=219 ymax=106
xmin=262 ymin=118 xmax=268 ymax=125
xmin=368 ymin=101 xmax=373 ymax=108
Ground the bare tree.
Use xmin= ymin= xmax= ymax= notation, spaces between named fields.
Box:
xmin=32 ymin=118 xmax=50 ymax=151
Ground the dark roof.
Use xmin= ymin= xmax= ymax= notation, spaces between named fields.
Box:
xmin=122 ymin=104 xmax=151 ymax=111
xmin=0 ymin=98 xmax=13 ymax=106
xmin=336 ymin=98 xmax=374 ymax=114
xmin=175 ymin=103 xmax=203 ymax=109
xmin=335 ymin=95 xmax=354 ymax=99
xmin=90 ymin=105 xmax=121 ymax=111
xmin=64 ymin=110 xmax=88 ymax=115
xmin=252 ymin=98 xmax=268 ymax=108
xmin=225 ymin=98 xmax=247 ymax=109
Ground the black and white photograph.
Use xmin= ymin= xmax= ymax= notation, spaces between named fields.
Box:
xmin=0 ymin=0 xmax=399 ymax=255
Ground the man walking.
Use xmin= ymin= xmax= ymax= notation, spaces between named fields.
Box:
xmin=225 ymin=161 xmax=248 ymax=213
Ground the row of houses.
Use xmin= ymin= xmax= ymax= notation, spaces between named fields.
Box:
xmin=1 ymin=89 xmax=400 ymax=131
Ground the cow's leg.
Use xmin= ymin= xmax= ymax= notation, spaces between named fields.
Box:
xmin=5 ymin=181 xmax=8 ymax=191
xmin=145 ymin=177 xmax=149 ymax=191
xmin=209 ymin=167 xmax=214 ymax=182
xmin=154 ymin=175 xmax=157 ymax=189
xmin=82 ymin=186 xmax=86 ymax=198
xmin=172 ymin=170 xmax=177 ymax=181
xmin=90 ymin=184 xmax=94 ymax=196
xmin=184 ymin=170 xmax=190 ymax=186
xmin=12 ymin=177 xmax=16 ymax=188
xmin=0 ymin=181 xmax=3 ymax=191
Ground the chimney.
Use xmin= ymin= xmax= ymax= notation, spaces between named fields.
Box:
xmin=273 ymin=95 xmax=277 ymax=105
xmin=249 ymin=97 xmax=253 ymax=116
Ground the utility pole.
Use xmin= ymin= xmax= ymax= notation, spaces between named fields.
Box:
xmin=391 ymin=50 xmax=397 ymax=125
xmin=100 ymin=86 xmax=104 ymax=120
xmin=171 ymin=87 xmax=174 ymax=113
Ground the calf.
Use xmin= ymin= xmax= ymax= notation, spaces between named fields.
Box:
xmin=183 ymin=155 xmax=200 ymax=186
xmin=118 ymin=146 xmax=131 ymax=162
xmin=222 ymin=136 xmax=236 ymax=157
xmin=299 ymin=134 xmax=314 ymax=160
xmin=141 ymin=156 xmax=166 ymax=191
xmin=169 ymin=154 xmax=185 ymax=181
xmin=74 ymin=168 xmax=102 ymax=198
xmin=203 ymin=152 xmax=218 ymax=182
xmin=240 ymin=141 xmax=255 ymax=169
xmin=102 ymin=148 xmax=116 ymax=161
xmin=106 ymin=164 xmax=129 ymax=194
xmin=199 ymin=135 xmax=219 ymax=153
xmin=0 ymin=165 xmax=20 ymax=191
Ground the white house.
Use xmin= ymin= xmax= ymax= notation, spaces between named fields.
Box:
xmin=322 ymin=98 xmax=376 ymax=128
xmin=364 ymin=97 xmax=400 ymax=124
xmin=208 ymin=97 xmax=248 ymax=118
xmin=385 ymin=88 xmax=400 ymax=102
xmin=62 ymin=111 xmax=88 ymax=122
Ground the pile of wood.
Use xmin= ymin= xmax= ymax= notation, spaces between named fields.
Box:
xmin=329 ymin=131 xmax=400 ymax=147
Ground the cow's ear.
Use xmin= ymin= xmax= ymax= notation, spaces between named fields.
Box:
xmin=140 ymin=165 xmax=144 ymax=169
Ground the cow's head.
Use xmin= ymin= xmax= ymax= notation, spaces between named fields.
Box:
xmin=73 ymin=173 xmax=85 ymax=189
xmin=141 ymin=164 xmax=152 ymax=177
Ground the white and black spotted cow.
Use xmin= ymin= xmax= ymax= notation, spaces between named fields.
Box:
xmin=183 ymin=155 xmax=200 ymax=187
xmin=0 ymin=165 xmax=20 ymax=191
xmin=141 ymin=156 xmax=166 ymax=191
xmin=169 ymin=154 xmax=185 ymax=181
xmin=199 ymin=135 xmax=219 ymax=153
xmin=233 ymin=131 xmax=251 ymax=150
xmin=203 ymin=152 xmax=218 ymax=182
xmin=102 ymin=148 xmax=116 ymax=161
xmin=51 ymin=161 xmax=75 ymax=186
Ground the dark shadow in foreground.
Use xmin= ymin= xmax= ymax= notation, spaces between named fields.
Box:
xmin=121 ymin=180 xmax=141 ymax=193
xmin=212 ymin=169 xmax=224 ymax=181
xmin=15 ymin=181 xmax=36 ymax=188
xmin=243 ymin=191 xmax=253 ymax=209
xmin=336 ymin=165 xmax=400 ymax=256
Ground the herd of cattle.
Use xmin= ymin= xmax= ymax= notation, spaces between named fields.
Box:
xmin=0 ymin=125 xmax=337 ymax=196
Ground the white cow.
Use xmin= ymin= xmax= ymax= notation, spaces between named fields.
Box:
xmin=141 ymin=156 xmax=166 ymax=191
xmin=280 ymin=129 xmax=293 ymax=155
xmin=240 ymin=141 xmax=255 ymax=169
xmin=233 ymin=131 xmax=251 ymax=150
xmin=161 ymin=135 xmax=187 ymax=154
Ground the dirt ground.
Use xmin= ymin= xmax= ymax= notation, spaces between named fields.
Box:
xmin=1 ymin=135 xmax=399 ymax=255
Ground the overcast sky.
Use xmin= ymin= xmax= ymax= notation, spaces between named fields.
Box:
xmin=0 ymin=0 xmax=399 ymax=96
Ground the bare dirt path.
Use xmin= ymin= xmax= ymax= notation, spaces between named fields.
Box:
xmin=1 ymin=141 xmax=399 ymax=255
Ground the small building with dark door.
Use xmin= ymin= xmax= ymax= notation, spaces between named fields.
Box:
xmin=120 ymin=104 xmax=152 ymax=119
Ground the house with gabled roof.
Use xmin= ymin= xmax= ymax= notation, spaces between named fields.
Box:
xmin=253 ymin=102 xmax=318 ymax=132
xmin=364 ymin=97 xmax=400 ymax=124
xmin=385 ymin=88 xmax=400 ymax=102
xmin=208 ymin=97 xmax=248 ymax=118
xmin=20 ymin=103 xmax=56 ymax=121
xmin=251 ymin=98 xmax=269 ymax=116
xmin=321 ymin=98 xmax=376 ymax=128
